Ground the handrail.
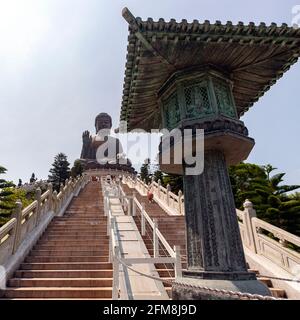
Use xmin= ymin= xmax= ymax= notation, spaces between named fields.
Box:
xmin=40 ymin=189 xmax=50 ymax=201
xmin=252 ymin=217 xmax=300 ymax=248
xmin=103 ymin=178 xmax=182 ymax=300
xmin=0 ymin=174 xmax=89 ymax=266
xmin=127 ymin=176 xmax=184 ymax=215
xmin=0 ymin=218 xmax=16 ymax=242
xmin=132 ymin=196 xmax=181 ymax=274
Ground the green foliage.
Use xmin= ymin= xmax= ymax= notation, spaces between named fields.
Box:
xmin=71 ymin=159 xmax=84 ymax=178
xmin=229 ymin=162 xmax=300 ymax=236
xmin=0 ymin=166 xmax=35 ymax=227
xmin=289 ymin=192 xmax=300 ymax=200
xmin=0 ymin=166 xmax=15 ymax=225
xmin=48 ymin=153 xmax=71 ymax=192
xmin=153 ymin=169 xmax=164 ymax=183
xmin=162 ymin=174 xmax=183 ymax=194
xmin=140 ymin=158 xmax=151 ymax=184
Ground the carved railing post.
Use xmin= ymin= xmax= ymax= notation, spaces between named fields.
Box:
xmin=35 ymin=188 xmax=42 ymax=227
xmin=158 ymin=179 xmax=161 ymax=199
xmin=141 ymin=202 xmax=146 ymax=236
xmin=52 ymin=191 xmax=58 ymax=214
xmin=174 ymin=245 xmax=182 ymax=278
xmin=48 ymin=183 xmax=53 ymax=211
xmin=243 ymin=199 xmax=258 ymax=253
xmin=166 ymin=184 xmax=171 ymax=206
xmin=178 ymin=190 xmax=183 ymax=215
xmin=132 ymin=191 xmax=136 ymax=216
xmin=153 ymin=218 xmax=159 ymax=258
xmin=12 ymin=200 xmax=23 ymax=254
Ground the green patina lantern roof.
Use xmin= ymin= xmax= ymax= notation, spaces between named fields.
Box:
xmin=120 ymin=7 xmax=300 ymax=131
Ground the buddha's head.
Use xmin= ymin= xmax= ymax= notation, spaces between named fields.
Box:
xmin=95 ymin=113 xmax=112 ymax=133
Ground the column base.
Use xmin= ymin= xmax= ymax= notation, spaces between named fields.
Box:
xmin=183 ymin=270 xmax=256 ymax=281
xmin=172 ymin=277 xmax=271 ymax=300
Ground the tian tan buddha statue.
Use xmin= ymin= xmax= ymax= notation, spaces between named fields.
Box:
xmin=80 ymin=112 xmax=134 ymax=172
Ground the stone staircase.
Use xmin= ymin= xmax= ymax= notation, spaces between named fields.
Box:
xmin=122 ymin=184 xmax=287 ymax=299
xmin=2 ymin=181 xmax=112 ymax=299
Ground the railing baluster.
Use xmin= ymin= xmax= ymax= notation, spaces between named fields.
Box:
xmin=174 ymin=245 xmax=182 ymax=278
xmin=141 ymin=202 xmax=145 ymax=236
xmin=35 ymin=188 xmax=42 ymax=227
xmin=12 ymin=200 xmax=23 ymax=254
xmin=132 ymin=193 xmax=137 ymax=217
xmin=153 ymin=218 xmax=159 ymax=258
xmin=112 ymin=245 xmax=120 ymax=300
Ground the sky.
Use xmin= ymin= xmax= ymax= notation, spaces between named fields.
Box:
xmin=0 ymin=0 xmax=299 ymax=186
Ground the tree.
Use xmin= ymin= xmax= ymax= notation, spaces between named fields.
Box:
xmin=153 ymin=169 xmax=164 ymax=183
xmin=30 ymin=173 xmax=37 ymax=183
xmin=71 ymin=159 xmax=84 ymax=178
xmin=229 ymin=162 xmax=300 ymax=236
xmin=162 ymin=174 xmax=183 ymax=194
xmin=48 ymin=153 xmax=71 ymax=192
xmin=140 ymin=158 xmax=151 ymax=184
xmin=17 ymin=179 xmax=22 ymax=187
xmin=290 ymin=192 xmax=300 ymax=201
xmin=0 ymin=166 xmax=15 ymax=225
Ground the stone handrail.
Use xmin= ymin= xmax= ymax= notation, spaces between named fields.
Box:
xmin=127 ymin=176 xmax=184 ymax=215
xmin=103 ymin=179 xmax=182 ymax=300
xmin=124 ymin=176 xmax=300 ymax=277
xmin=0 ymin=174 xmax=89 ymax=280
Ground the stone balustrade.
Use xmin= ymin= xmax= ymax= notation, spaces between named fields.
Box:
xmin=129 ymin=176 xmax=184 ymax=216
xmin=123 ymin=175 xmax=300 ymax=277
xmin=0 ymin=175 xmax=89 ymax=276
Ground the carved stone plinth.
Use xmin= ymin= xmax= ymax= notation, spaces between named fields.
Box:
xmin=172 ymin=278 xmax=270 ymax=300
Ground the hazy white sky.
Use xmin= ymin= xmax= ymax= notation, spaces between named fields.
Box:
xmin=0 ymin=0 xmax=299 ymax=185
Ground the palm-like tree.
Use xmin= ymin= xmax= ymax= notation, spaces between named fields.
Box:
xmin=229 ymin=163 xmax=300 ymax=236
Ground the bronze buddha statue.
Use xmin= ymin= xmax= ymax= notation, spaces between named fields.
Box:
xmin=80 ymin=113 xmax=134 ymax=172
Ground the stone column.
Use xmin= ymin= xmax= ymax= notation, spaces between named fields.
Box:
xmin=182 ymin=150 xmax=250 ymax=279
xmin=172 ymin=149 xmax=271 ymax=299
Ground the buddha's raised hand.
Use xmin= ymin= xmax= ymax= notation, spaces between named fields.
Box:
xmin=82 ymin=130 xmax=91 ymax=145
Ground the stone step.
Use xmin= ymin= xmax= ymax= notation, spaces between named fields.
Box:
xmin=30 ymin=250 xmax=109 ymax=256
xmin=54 ymin=216 xmax=105 ymax=219
xmin=4 ymin=287 xmax=112 ymax=298
xmin=25 ymin=256 xmax=109 ymax=263
xmin=20 ymin=262 xmax=112 ymax=270
xmin=14 ymin=270 xmax=113 ymax=278
xmin=37 ymin=240 xmax=106 ymax=246
xmin=45 ymin=226 xmax=107 ymax=230
xmin=269 ymin=288 xmax=286 ymax=298
xmin=156 ymin=269 xmax=175 ymax=277
xmin=155 ymin=263 xmax=187 ymax=269
xmin=257 ymin=277 xmax=273 ymax=287
xmin=34 ymin=245 xmax=107 ymax=251
xmin=47 ymin=225 xmax=107 ymax=229
xmin=8 ymin=278 xmax=113 ymax=287
xmin=41 ymin=236 xmax=106 ymax=241
xmin=56 ymin=219 xmax=104 ymax=222
xmin=42 ymin=231 xmax=108 ymax=236
xmin=44 ymin=230 xmax=107 ymax=234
